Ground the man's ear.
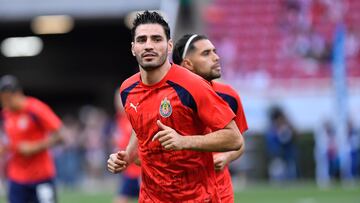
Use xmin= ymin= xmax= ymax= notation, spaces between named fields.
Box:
xmin=181 ymin=59 xmax=194 ymax=71
xmin=131 ymin=42 xmax=135 ymax=56
xmin=168 ymin=39 xmax=173 ymax=55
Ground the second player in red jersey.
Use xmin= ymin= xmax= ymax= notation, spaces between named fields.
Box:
xmin=172 ymin=34 xmax=248 ymax=203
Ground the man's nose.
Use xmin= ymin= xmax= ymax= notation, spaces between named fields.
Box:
xmin=144 ymin=39 xmax=154 ymax=49
xmin=213 ymin=52 xmax=220 ymax=61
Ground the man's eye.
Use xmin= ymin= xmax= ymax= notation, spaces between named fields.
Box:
xmin=202 ymin=51 xmax=210 ymax=56
xmin=137 ymin=38 xmax=146 ymax=43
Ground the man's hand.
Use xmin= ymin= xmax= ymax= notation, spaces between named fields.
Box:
xmin=18 ymin=142 xmax=41 ymax=156
xmin=213 ymin=153 xmax=230 ymax=171
xmin=152 ymin=120 xmax=185 ymax=150
xmin=107 ymin=151 xmax=128 ymax=174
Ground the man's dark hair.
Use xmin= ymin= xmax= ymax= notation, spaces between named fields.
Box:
xmin=172 ymin=34 xmax=208 ymax=65
xmin=0 ymin=75 xmax=22 ymax=93
xmin=269 ymin=106 xmax=285 ymax=122
xmin=131 ymin=10 xmax=170 ymax=41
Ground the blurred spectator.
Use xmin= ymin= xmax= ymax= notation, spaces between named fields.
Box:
xmin=347 ymin=120 xmax=360 ymax=178
xmin=79 ymin=105 xmax=110 ymax=185
xmin=280 ymin=0 xmax=332 ymax=62
xmin=314 ymin=119 xmax=338 ymax=188
xmin=265 ymin=106 xmax=298 ymax=182
xmin=54 ymin=114 xmax=83 ymax=188
xmin=314 ymin=118 xmax=359 ymax=188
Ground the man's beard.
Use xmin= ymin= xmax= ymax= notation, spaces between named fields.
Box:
xmin=198 ymin=70 xmax=221 ymax=81
xmin=136 ymin=52 xmax=168 ymax=71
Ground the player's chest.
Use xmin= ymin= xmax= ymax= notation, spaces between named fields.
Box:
xmin=4 ymin=113 xmax=39 ymax=137
xmin=125 ymin=88 xmax=181 ymax=120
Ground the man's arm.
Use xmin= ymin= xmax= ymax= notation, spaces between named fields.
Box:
xmin=125 ymin=130 xmax=139 ymax=164
xmin=18 ymin=128 xmax=64 ymax=156
xmin=213 ymin=142 xmax=245 ymax=171
xmin=153 ymin=120 xmax=243 ymax=152
xmin=107 ymin=130 xmax=139 ymax=173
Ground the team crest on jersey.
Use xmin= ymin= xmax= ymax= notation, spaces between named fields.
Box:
xmin=18 ymin=116 xmax=29 ymax=130
xmin=159 ymin=97 xmax=172 ymax=118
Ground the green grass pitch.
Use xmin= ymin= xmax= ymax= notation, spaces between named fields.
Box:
xmin=55 ymin=182 xmax=359 ymax=203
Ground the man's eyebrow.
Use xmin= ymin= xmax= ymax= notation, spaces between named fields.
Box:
xmin=202 ymin=47 xmax=216 ymax=53
xmin=136 ymin=34 xmax=163 ymax=39
xmin=136 ymin=35 xmax=147 ymax=39
xmin=150 ymin=35 xmax=163 ymax=38
xmin=201 ymin=48 xmax=211 ymax=54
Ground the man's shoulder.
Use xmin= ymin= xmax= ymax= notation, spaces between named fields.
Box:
xmin=212 ymin=81 xmax=239 ymax=98
xmin=120 ymin=72 xmax=140 ymax=92
xmin=168 ymin=64 xmax=210 ymax=90
xmin=26 ymin=97 xmax=49 ymax=111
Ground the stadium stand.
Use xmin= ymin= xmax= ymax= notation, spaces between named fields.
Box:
xmin=204 ymin=0 xmax=360 ymax=79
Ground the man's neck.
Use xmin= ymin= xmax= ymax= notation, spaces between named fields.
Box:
xmin=140 ymin=61 xmax=172 ymax=85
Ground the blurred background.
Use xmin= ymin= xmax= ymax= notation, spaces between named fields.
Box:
xmin=0 ymin=0 xmax=359 ymax=202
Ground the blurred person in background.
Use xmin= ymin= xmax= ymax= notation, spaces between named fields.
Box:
xmin=107 ymin=11 xmax=243 ymax=202
xmin=315 ymin=118 xmax=360 ymax=188
xmin=265 ymin=106 xmax=298 ymax=182
xmin=112 ymin=89 xmax=140 ymax=203
xmin=79 ymin=105 xmax=109 ymax=186
xmin=53 ymin=114 xmax=82 ymax=188
xmin=172 ymin=33 xmax=248 ymax=202
xmin=0 ymin=75 xmax=64 ymax=203
xmin=348 ymin=120 xmax=360 ymax=179
xmin=314 ymin=119 xmax=338 ymax=188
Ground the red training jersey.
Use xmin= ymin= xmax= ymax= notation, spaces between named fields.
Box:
xmin=2 ymin=97 xmax=62 ymax=183
xmin=119 ymin=64 xmax=235 ymax=203
xmin=211 ymin=81 xmax=248 ymax=203
xmin=211 ymin=81 xmax=248 ymax=134
xmin=115 ymin=112 xmax=141 ymax=178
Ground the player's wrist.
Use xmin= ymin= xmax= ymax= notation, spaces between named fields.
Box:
xmin=125 ymin=150 xmax=136 ymax=164
xmin=182 ymin=136 xmax=195 ymax=150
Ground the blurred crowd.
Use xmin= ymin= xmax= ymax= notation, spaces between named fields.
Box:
xmin=206 ymin=0 xmax=360 ymax=81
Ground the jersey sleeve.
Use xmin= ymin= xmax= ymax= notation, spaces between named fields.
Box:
xmin=234 ymin=92 xmax=248 ymax=133
xmin=119 ymin=73 xmax=140 ymax=108
xmin=28 ymin=98 xmax=62 ymax=132
xmin=192 ymin=79 xmax=235 ymax=131
xmin=213 ymin=82 xmax=248 ymax=134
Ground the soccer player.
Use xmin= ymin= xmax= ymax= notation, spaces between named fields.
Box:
xmin=172 ymin=34 xmax=248 ymax=203
xmin=0 ymin=75 xmax=64 ymax=203
xmin=107 ymin=11 xmax=243 ymax=202
xmin=113 ymin=90 xmax=141 ymax=203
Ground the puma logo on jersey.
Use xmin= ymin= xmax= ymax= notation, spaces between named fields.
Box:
xmin=130 ymin=102 xmax=139 ymax=112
